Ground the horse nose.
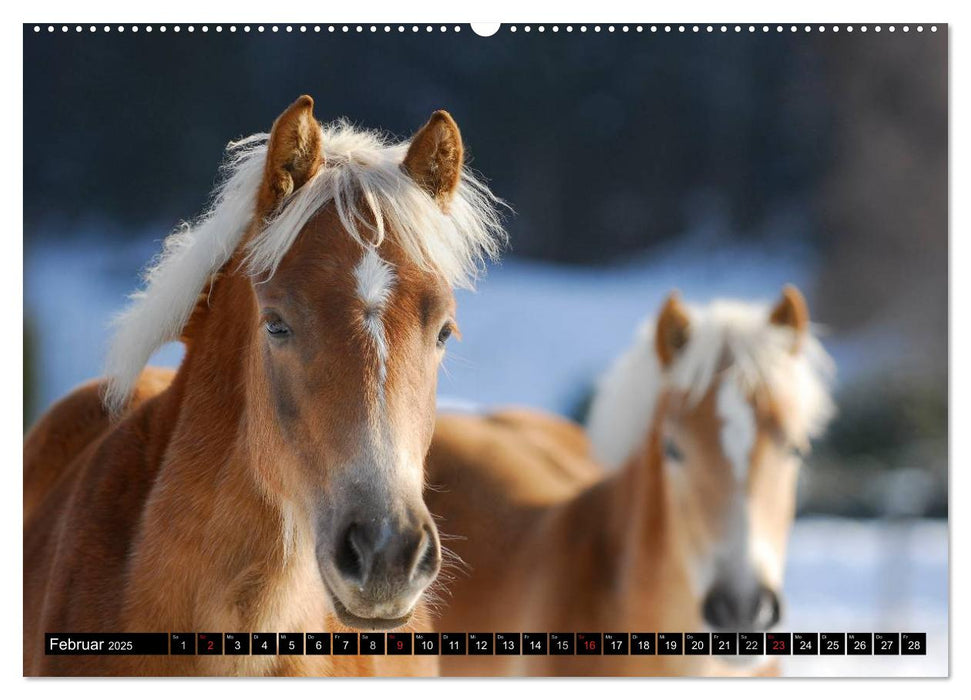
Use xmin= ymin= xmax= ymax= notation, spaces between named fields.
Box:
xmin=702 ymin=583 xmax=781 ymax=630
xmin=755 ymin=586 xmax=782 ymax=628
xmin=335 ymin=516 xmax=441 ymax=590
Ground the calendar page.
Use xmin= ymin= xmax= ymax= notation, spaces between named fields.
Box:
xmin=21 ymin=16 xmax=948 ymax=680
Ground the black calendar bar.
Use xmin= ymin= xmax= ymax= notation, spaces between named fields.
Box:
xmin=42 ymin=631 xmax=927 ymax=656
xmin=45 ymin=633 xmax=169 ymax=655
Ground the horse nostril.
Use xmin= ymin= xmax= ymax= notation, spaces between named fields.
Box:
xmin=335 ymin=523 xmax=371 ymax=586
xmin=702 ymin=585 xmax=737 ymax=630
xmin=411 ymin=525 xmax=441 ymax=580
xmin=754 ymin=586 xmax=782 ymax=629
xmin=704 ymin=582 xmax=782 ymax=631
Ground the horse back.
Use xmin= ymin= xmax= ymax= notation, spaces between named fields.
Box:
xmin=428 ymin=409 xmax=601 ymax=511
xmin=486 ymin=407 xmax=597 ymax=473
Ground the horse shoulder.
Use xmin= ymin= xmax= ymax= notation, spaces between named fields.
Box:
xmin=24 ymin=378 xmax=112 ymax=522
xmin=24 ymin=367 xmax=177 ymax=521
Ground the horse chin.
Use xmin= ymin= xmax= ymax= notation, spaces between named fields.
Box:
xmin=329 ymin=594 xmax=415 ymax=631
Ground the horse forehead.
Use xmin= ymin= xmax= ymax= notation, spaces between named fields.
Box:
xmin=715 ymin=378 xmax=758 ymax=481
xmin=266 ymin=212 xmax=445 ymax=309
xmin=264 ymin=211 xmax=362 ymax=288
xmin=668 ymin=387 xmax=722 ymax=438
xmin=668 ymin=382 xmax=759 ymax=478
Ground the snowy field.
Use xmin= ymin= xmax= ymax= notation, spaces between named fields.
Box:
xmin=782 ymin=517 xmax=947 ymax=677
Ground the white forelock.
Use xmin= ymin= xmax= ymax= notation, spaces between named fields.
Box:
xmin=586 ymin=298 xmax=836 ymax=470
xmin=103 ymin=120 xmax=506 ymax=413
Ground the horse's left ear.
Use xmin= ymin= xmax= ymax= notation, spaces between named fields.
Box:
xmin=403 ymin=110 xmax=464 ymax=209
xmin=769 ymin=284 xmax=810 ymax=351
xmin=656 ymin=292 xmax=691 ymax=367
xmin=257 ymin=95 xmax=325 ymax=220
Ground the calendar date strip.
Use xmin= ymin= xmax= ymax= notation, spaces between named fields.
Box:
xmin=45 ymin=631 xmax=927 ymax=656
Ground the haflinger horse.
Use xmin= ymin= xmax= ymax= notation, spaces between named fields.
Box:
xmin=425 ymin=286 xmax=835 ymax=676
xmin=23 ymin=96 xmax=505 ymax=676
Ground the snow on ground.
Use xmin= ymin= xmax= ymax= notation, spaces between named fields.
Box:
xmin=782 ymin=517 xmax=948 ymax=677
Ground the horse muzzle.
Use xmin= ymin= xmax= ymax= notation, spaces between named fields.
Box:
xmin=702 ymin=581 xmax=782 ymax=631
xmin=319 ymin=509 xmax=441 ymax=630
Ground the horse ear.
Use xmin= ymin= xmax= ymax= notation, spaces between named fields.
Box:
xmin=655 ymin=292 xmax=691 ymax=367
xmin=769 ymin=284 xmax=810 ymax=352
xmin=402 ymin=110 xmax=464 ymax=209
xmin=257 ymin=95 xmax=324 ymax=220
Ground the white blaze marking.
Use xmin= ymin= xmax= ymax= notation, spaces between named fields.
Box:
xmin=717 ymin=378 xmax=756 ymax=482
xmin=354 ymin=247 xmax=395 ymax=390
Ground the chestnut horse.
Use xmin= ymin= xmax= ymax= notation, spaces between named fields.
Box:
xmin=425 ymin=287 xmax=835 ymax=676
xmin=23 ymin=96 xmax=505 ymax=676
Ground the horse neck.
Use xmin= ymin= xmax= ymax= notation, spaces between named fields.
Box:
xmin=595 ymin=410 xmax=698 ymax=627
xmin=141 ymin=259 xmax=309 ymax=624
xmin=176 ymin=258 xmax=255 ymax=422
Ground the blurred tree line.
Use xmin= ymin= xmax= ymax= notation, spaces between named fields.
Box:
xmin=25 ymin=28 xmax=834 ymax=259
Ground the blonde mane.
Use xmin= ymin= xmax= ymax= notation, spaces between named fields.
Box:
xmin=586 ymin=298 xmax=836 ymax=470
xmin=104 ymin=120 xmax=507 ymax=413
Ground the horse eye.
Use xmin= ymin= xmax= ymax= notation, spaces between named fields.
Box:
xmin=265 ymin=318 xmax=291 ymax=338
xmin=663 ymin=438 xmax=684 ymax=462
xmin=437 ymin=323 xmax=453 ymax=348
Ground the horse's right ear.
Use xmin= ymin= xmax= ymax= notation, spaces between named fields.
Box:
xmin=769 ymin=284 xmax=810 ymax=352
xmin=257 ymin=95 xmax=324 ymax=220
xmin=655 ymin=292 xmax=691 ymax=367
xmin=402 ymin=110 xmax=464 ymax=209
